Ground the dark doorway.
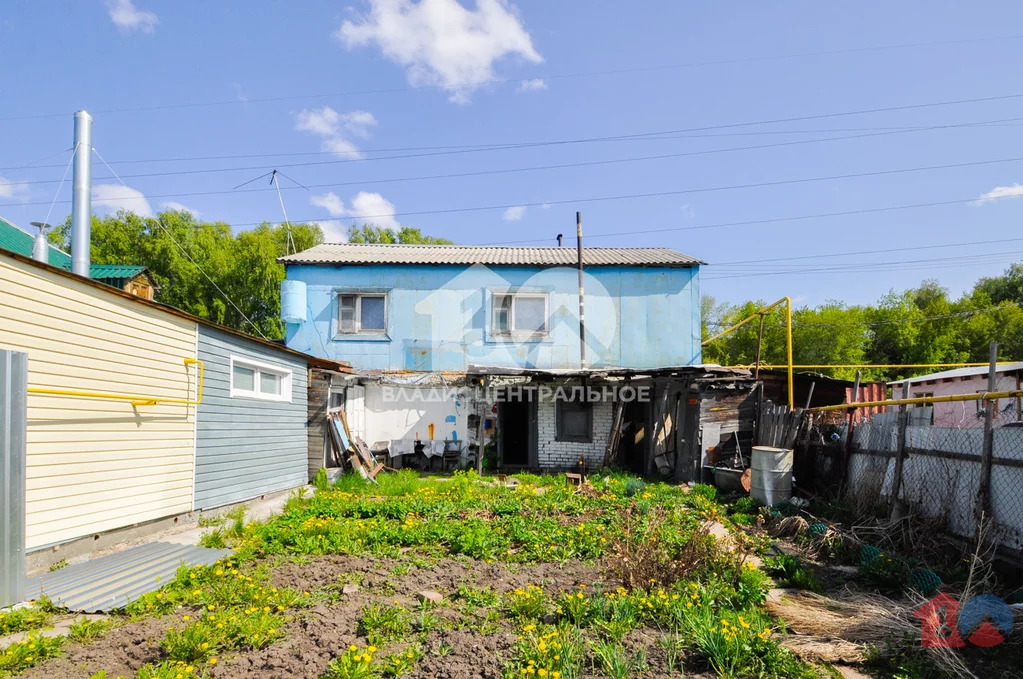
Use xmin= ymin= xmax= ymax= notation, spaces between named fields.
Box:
xmin=618 ymin=399 xmax=649 ymax=474
xmin=499 ymin=396 xmax=533 ymax=467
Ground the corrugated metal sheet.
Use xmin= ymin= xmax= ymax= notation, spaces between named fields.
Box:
xmin=888 ymin=362 xmax=1023 ymax=386
xmin=279 ymin=243 xmax=702 ymax=267
xmin=194 ymin=326 xmax=308 ymax=510
xmin=0 ymin=217 xmax=72 ymax=267
xmin=1 ymin=350 xmax=27 ymax=608
xmin=25 ymin=542 xmax=232 ymax=613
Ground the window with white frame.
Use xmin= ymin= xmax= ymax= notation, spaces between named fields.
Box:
xmin=230 ymin=357 xmax=293 ymax=402
xmin=338 ymin=293 xmax=387 ymax=334
xmin=492 ymin=292 xmax=549 ymax=336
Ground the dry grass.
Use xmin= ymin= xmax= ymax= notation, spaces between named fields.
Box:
xmin=605 ymin=511 xmax=718 ymax=589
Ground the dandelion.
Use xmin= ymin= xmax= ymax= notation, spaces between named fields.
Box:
xmin=210 ymin=658 xmax=218 ymax=665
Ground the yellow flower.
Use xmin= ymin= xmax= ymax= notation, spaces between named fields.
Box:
xmin=538 ymin=670 xmax=548 ymax=677
xmin=210 ymin=658 xmax=218 ymax=665
xmin=350 ymin=645 xmax=359 ymax=652
xmin=368 ymin=645 xmax=377 ymax=653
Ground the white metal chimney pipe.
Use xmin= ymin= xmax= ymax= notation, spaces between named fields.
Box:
xmin=32 ymin=233 xmax=48 ymax=263
xmin=71 ymin=110 xmax=93 ymax=277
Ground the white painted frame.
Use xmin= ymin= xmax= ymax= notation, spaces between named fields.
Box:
xmin=491 ymin=291 xmax=550 ymax=338
xmin=229 ymin=355 xmax=294 ymax=403
xmin=337 ymin=292 xmax=388 ymax=335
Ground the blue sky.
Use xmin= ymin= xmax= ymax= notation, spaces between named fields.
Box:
xmin=2 ymin=1 xmax=1023 ymax=307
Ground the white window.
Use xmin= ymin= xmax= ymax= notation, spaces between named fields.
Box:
xmin=492 ymin=293 xmax=549 ymax=336
xmin=338 ymin=293 xmax=387 ymax=334
xmin=230 ymin=357 xmax=293 ymax=402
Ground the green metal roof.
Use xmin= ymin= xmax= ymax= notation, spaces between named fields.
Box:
xmin=0 ymin=216 xmax=72 ymax=268
xmin=89 ymin=264 xmax=148 ymax=279
xmin=0 ymin=217 xmax=149 ymax=284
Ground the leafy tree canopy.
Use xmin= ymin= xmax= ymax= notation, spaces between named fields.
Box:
xmin=346 ymin=224 xmax=453 ymax=244
xmin=702 ymin=264 xmax=1023 ymax=381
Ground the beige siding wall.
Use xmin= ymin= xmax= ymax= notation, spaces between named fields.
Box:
xmin=0 ymin=257 xmax=198 ymax=550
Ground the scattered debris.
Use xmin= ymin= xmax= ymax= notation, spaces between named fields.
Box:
xmin=417 ymin=591 xmax=443 ymax=604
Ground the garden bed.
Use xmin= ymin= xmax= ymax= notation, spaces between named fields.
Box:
xmin=5 ymin=472 xmax=824 ymax=679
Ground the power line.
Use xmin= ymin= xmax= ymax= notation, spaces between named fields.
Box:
xmin=6 ymin=120 xmax=1023 ymax=174
xmin=704 ymin=302 xmax=1021 ymax=328
xmin=4 ymin=33 xmax=1023 ymax=122
xmin=92 ymin=147 xmax=271 ymax=341
xmin=702 ymin=250 xmax=1023 ymax=280
xmin=706 ymin=237 xmax=1023 ymax=267
xmin=11 ymin=113 xmax=1023 ymax=189
xmin=7 ymin=151 xmax=1023 ymax=218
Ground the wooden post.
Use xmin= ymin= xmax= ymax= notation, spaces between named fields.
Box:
xmin=576 ymin=211 xmax=585 ymax=369
xmin=841 ymin=370 xmax=861 ymax=488
xmin=889 ymin=382 xmax=910 ymax=515
xmin=976 ymin=342 xmax=998 ymax=526
xmin=754 ymin=313 xmax=765 ymax=380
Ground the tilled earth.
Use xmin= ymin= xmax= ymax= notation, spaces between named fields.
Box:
xmin=21 ymin=555 xmax=718 ymax=679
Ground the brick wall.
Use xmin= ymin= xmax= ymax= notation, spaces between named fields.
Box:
xmin=536 ymin=396 xmax=614 ymax=472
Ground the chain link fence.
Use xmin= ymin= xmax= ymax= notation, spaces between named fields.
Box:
xmin=799 ymin=404 xmax=1023 ymax=554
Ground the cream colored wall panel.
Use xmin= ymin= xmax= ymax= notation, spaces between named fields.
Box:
xmin=0 ymin=256 xmax=199 ymax=550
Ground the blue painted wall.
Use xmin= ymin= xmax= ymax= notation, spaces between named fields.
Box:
xmin=195 ymin=326 xmax=308 ymax=510
xmin=283 ymin=263 xmax=701 ymax=371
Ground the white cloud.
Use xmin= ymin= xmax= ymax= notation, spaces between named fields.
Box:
xmin=339 ymin=110 xmax=378 ymax=138
xmin=161 ymin=201 xmax=199 ymax=216
xmin=337 ymin=0 xmax=542 ymax=103
xmin=973 ymin=183 xmax=1023 ymax=205
xmin=106 ymin=0 xmax=158 ymax=33
xmin=294 ymin=106 xmax=376 ymax=159
xmin=309 ymin=191 xmax=400 ymax=230
xmin=503 ymin=205 xmax=526 ymax=221
xmin=92 ymin=183 xmax=153 ymax=218
xmin=311 ymin=192 xmax=346 ymax=217
xmin=314 ymin=220 xmax=349 ymax=242
xmin=517 ymin=78 xmax=546 ymax=92
xmin=0 ymin=176 xmax=29 ymax=201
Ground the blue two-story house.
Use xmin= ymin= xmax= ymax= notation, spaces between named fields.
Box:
xmin=279 ymin=243 xmax=704 ymax=473
xmin=279 ymin=243 xmax=702 ymax=370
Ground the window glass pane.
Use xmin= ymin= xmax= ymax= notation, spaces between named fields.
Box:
xmin=514 ymin=296 xmax=546 ymax=331
xmin=360 ymin=296 xmax=386 ymax=330
xmin=260 ymin=371 xmax=280 ymax=395
xmin=558 ymin=400 xmax=592 ymax=440
xmin=233 ymin=365 xmax=255 ymax=391
xmin=494 ymin=295 xmax=512 ymax=332
xmin=339 ymin=295 xmax=357 ymax=333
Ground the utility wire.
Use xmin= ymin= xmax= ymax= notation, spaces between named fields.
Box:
xmin=4 ymin=32 xmax=1023 ymax=121
xmin=10 ymin=113 xmax=1023 ymax=189
xmin=706 ymin=237 xmax=1023 ymax=267
xmin=38 ymin=143 xmax=78 ymax=233
xmin=9 ymin=121 xmax=1023 ymax=172
xmin=92 ymin=147 xmax=271 ymax=341
xmin=7 ymin=151 xmax=1023 ymax=216
xmin=704 ymin=302 xmax=1022 ymax=328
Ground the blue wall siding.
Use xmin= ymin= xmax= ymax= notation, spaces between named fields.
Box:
xmin=195 ymin=327 xmax=308 ymax=510
xmin=284 ymin=264 xmax=701 ymax=371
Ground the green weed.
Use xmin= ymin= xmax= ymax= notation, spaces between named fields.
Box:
xmin=68 ymin=616 xmax=110 ymax=643
xmin=358 ymin=603 xmax=411 ymax=645
xmin=0 ymin=632 xmax=64 ymax=674
xmin=48 ymin=559 xmax=68 ymax=572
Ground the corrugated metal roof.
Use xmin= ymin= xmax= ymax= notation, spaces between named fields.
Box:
xmin=89 ymin=263 xmax=148 ymax=279
xmin=0 ymin=217 xmax=72 ymax=268
xmin=24 ymin=542 xmax=232 ymax=613
xmin=0 ymin=218 xmax=148 ymax=281
xmin=888 ymin=361 xmax=1023 ymax=385
xmin=279 ymin=243 xmax=702 ymax=267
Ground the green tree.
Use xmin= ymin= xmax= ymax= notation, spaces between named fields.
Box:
xmin=49 ymin=210 xmax=324 ymax=339
xmin=346 ymin=224 xmax=453 ymax=244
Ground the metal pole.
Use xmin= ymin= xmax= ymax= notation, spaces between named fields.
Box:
xmin=71 ymin=110 xmax=93 ymax=278
xmin=753 ymin=313 xmax=765 ymax=380
xmin=976 ymin=342 xmax=998 ymax=526
xmin=576 ymin=211 xmax=585 ymax=369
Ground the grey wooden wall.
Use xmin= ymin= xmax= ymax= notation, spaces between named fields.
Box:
xmin=194 ymin=328 xmax=308 ymax=510
xmin=1 ymin=349 xmax=27 ymax=607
